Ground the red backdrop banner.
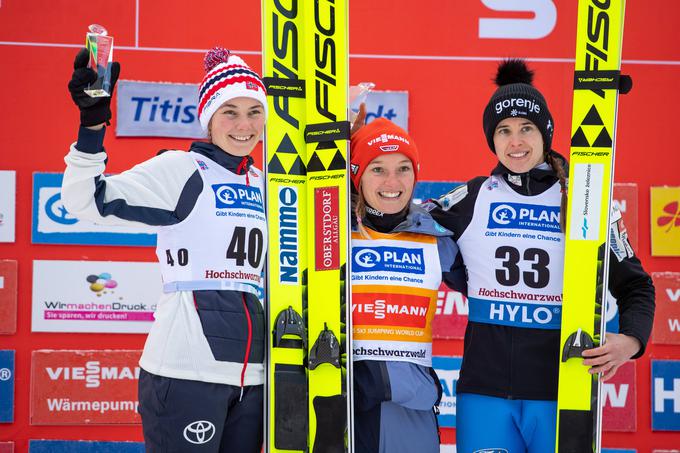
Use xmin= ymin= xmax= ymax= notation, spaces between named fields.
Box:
xmin=0 ymin=0 xmax=678 ymax=450
xmin=31 ymin=350 xmax=142 ymax=425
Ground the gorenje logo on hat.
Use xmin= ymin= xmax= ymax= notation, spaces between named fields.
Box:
xmin=495 ymin=97 xmax=541 ymax=115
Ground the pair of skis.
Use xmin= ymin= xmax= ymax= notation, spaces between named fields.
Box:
xmin=262 ymin=0 xmax=352 ymax=452
xmin=558 ymin=1 xmax=628 ymax=452
xmin=262 ymin=0 xmax=629 ymax=451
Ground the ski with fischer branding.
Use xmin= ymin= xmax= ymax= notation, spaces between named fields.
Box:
xmin=262 ymin=0 xmax=352 ymax=451
xmin=556 ymin=1 xmax=627 ymax=452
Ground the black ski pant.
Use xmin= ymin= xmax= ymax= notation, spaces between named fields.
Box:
xmin=138 ymin=369 xmax=263 ymax=453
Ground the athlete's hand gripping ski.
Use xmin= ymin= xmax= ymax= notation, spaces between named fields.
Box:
xmin=582 ymin=332 xmax=641 ymax=381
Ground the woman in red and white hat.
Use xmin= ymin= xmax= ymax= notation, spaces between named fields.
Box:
xmin=64 ymin=47 xmax=268 ymax=452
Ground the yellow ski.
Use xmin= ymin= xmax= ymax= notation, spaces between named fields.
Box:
xmin=556 ymin=1 xmax=627 ymax=452
xmin=302 ymin=0 xmax=351 ymax=451
xmin=263 ymin=0 xmax=351 ymax=451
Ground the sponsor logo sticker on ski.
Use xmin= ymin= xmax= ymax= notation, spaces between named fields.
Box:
xmin=569 ymin=163 xmax=604 ymax=241
xmin=315 ymin=187 xmax=340 ymax=271
xmin=278 ymin=186 xmax=299 ymax=284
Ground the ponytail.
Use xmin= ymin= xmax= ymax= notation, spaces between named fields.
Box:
xmin=353 ymin=188 xmax=371 ymax=239
xmin=547 ymin=152 xmax=568 ymax=233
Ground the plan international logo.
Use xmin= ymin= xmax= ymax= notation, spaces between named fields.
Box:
xmin=353 ymin=246 xmax=425 ymax=274
xmin=487 ymin=202 xmax=560 ymax=233
xmin=212 ymin=184 xmax=264 ymax=212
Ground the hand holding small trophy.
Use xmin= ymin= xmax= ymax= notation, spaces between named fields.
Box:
xmin=84 ymin=24 xmax=114 ymax=97
xmin=67 ymin=25 xmax=120 ymax=127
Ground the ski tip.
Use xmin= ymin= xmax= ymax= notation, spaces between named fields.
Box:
xmin=495 ymin=59 xmax=535 ymax=87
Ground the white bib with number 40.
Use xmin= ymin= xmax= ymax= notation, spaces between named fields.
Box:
xmin=156 ymin=152 xmax=268 ymax=297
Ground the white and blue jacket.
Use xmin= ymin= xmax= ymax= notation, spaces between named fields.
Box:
xmin=62 ymin=127 xmax=266 ymax=387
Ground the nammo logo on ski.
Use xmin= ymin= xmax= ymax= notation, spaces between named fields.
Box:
xmin=278 ymin=187 xmax=299 ymax=284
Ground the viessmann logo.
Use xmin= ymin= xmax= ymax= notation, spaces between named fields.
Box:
xmin=352 ymin=293 xmax=431 ymax=328
xmin=45 ymin=361 xmax=140 ymax=388
xmin=212 ymin=183 xmax=264 ymax=212
xmin=367 ymin=133 xmax=410 ymax=147
xmin=353 ymin=300 xmax=428 ymax=321
xmin=487 ymin=202 xmax=560 ymax=233
xmin=353 ymin=246 xmax=425 ymax=274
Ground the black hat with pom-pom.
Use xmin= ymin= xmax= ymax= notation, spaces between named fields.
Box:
xmin=482 ymin=59 xmax=554 ymax=153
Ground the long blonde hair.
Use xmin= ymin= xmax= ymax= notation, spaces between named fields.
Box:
xmin=353 ymin=187 xmax=371 ymax=239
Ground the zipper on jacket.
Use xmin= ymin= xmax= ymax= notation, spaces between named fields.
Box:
xmin=236 ymin=157 xmax=250 ymax=186
xmin=525 ymin=173 xmax=532 ymax=196
xmin=239 ymin=293 xmax=253 ymax=401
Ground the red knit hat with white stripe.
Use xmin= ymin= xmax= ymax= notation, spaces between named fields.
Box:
xmin=350 ymin=118 xmax=420 ymax=190
xmin=197 ymin=47 xmax=268 ymax=132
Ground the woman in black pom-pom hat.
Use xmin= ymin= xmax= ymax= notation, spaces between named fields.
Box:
xmin=64 ymin=46 xmax=269 ymax=452
xmin=423 ymin=59 xmax=654 ymax=452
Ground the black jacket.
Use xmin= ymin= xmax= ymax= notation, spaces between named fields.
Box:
xmin=425 ymin=152 xmax=655 ymax=400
